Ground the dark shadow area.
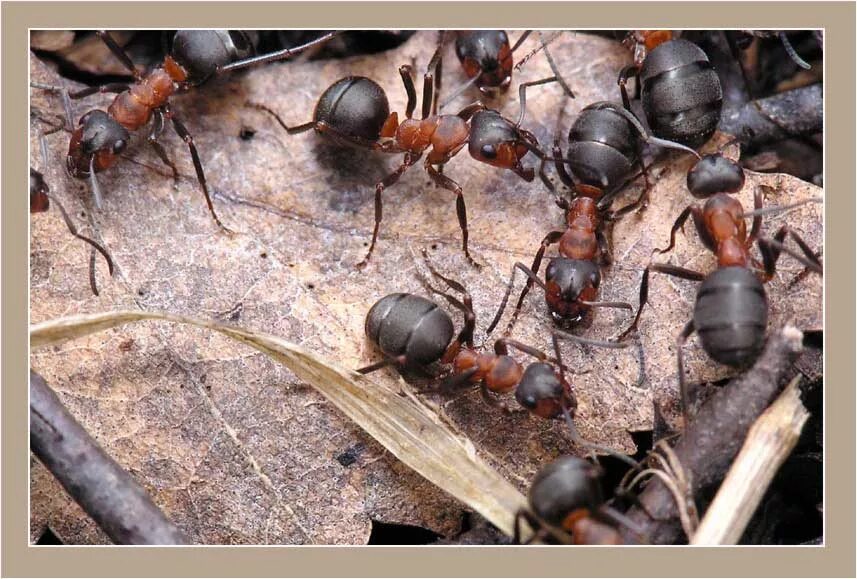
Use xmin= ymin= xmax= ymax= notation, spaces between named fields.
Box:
xmin=367 ymin=519 xmax=443 ymax=545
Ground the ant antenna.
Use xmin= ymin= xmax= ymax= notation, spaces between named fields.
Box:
xmin=778 ymin=32 xmax=812 ymax=70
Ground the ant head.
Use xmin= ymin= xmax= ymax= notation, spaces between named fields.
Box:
xmin=170 ymin=30 xmax=255 ymax=85
xmin=687 ymin=153 xmax=745 ymax=198
xmin=30 ymin=168 xmax=50 ymax=213
xmin=528 ymin=455 xmax=604 ymax=529
xmin=315 ymin=76 xmax=391 ymax=144
xmin=67 ymin=110 xmax=130 ymax=177
xmin=544 ymin=258 xmax=600 ymax=322
xmin=468 ymin=109 xmax=528 ymax=169
xmin=455 ymin=31 xmax=513 ymax=92
xmin=515 ymin=362 xmax=572 ymax=419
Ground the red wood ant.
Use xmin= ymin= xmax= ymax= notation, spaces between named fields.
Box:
xmin=618 ymin=156 xmax=822 ymax=423
xmin=34 ymin=30 xmax=338 ymax=230
xmin=357 ymin=249 xmax=638 ymax=460
xmin=484 ymin=110 xmax=698 ymax=336
xmin=439 ymin=30 xmax=532 ymax=103
xmin=31 ymin=116 xmax=114 ymax=295
xmin=248 ymin=49 xmax=558 ymax=267
xmin=514 ymin=455 xmax=648 ymax=544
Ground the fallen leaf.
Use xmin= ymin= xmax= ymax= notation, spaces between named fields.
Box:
xmin=29 ymin=30 xmax=823 ymax=544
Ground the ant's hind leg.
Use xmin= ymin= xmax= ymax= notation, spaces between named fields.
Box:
xmin=357 ymin=153 xmax=419 ymax=268
xmin=164 ymin=105 xmax=232 ymax=233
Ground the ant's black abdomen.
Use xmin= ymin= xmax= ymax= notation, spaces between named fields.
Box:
xmin=566 ymin=102 xmax=638 ymax=192
xmin=693 ymin=266 xmax=768 ymax=367
xmin=639 ymin=39 xmax=722 ymax=149
xmin=365 ymin=293 xmax=454 ymax=367
xmin=528 ymin=456 xmax=603 ymax=527
xmin=314 ymin=76 xmax=390 ymax=143
xmin=171 ymin=30 xmax=256 ymax=84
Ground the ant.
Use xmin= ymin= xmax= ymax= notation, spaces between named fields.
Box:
xmin=30 ymin=114 xmax=114 ymax=295
xmin=618 ymin=38 xmax=723 ymax=149
xmin=33 ymin=30 xmax=338 ymax=229
xmin=437 ymin=30 xmax=532 ymax=104
xmin=484 ymin=98 xmax=700 ymax=336
xmin=248 ymin=45 xmax=559 ymax=267
xmin=514 ymin=455 xmax=648 ymax=544
xmin=617 ymin=154 xmax=822 ymax=424
xmin=357 ymin=249 xmax=637 ymax=460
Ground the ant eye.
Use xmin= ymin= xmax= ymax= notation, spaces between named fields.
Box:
xmin=480 ymin=144 xmax=497 ymax=159
xmin=112 ymin=140 xmax=127 ymax=154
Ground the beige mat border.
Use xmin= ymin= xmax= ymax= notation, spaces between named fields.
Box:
xmin=4 ymin=2 xmax=852 ymax=577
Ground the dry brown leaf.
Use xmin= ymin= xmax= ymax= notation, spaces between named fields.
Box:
xmin=29 ymin=31 xmax=823 ymax=544
xmin=30 ymin=311 xmax=528 ymax=541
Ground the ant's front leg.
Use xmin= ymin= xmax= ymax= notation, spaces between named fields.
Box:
xmin=425 ymin=162 xmax=480 ymax=268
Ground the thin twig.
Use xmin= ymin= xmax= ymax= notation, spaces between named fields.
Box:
xmin=691 ymin=376 xmax=808 ymax=545
xmin=30 ymin=370 xmax=188 ymax=545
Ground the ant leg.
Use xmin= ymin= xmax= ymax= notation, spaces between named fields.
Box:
xmin=95 ymin=31 xmax=141 ymax=79
xmin=653 ymin=204 xmax=713 ymax=255
xmin=486 ymin=262 xmax=548 ymax=335
xmin=552 ymin=139 xmax=575 ymax=190
xmin=596 ymin=504 xmax=648 ymax=540
xmin=747 ymin=186 xmax=764 ymax=246
xmin=618 ymin=264 xmax=706 ymax=341
xmin=510 ymin=30 xmax=532 ymax=54
xmin=216 ymin=31 xmax=341 ymax=74
xmin=480 ymin=382 xmax=516 ymax=414
xmin=356 ymin=354 xmax=407 ymax=374
xmin=553 ymin=329 xmax=632 ymax=350
xmin=67 ymin=83 xmax=131 ymax=100
xmin=424 ymin=163 xmax=480 ymax=268
xmin=596 ymin=228 xmax=613 ymax=266
xmin=506 ymin=232 xmax=564 ymax=334
xmin=148 ymin=108 xmax=180 ymax=186
xmin=433 ymin=367 xmax=479 ymax=393
xmin=618 ymin=65 xmax=639 ymax=111
xmin=398 ymin=65 xmax=418 ymax=120
xmin=357 ymin=153 xmax=419 ymax=268
xmin=455 ymin=101 xmax=485 ymax=121
xmin=164 ymin=105 xmax=231 ymax=233
xmin=418 ymin=248 xmax=476 ymax=348
xmin=758 ymin=225 xmax=824 ymax=280
xmin=427 ymin=31 xmax=445 ymax=116
xmin=562 ymin=405 xmax=639 ymax=468
xmin=514 ymin=510 xmax=543 ymax=545
xmin=421 ymin=71 xmax=434 ymax=119
xmin=245 ymin=101 xmax=315 ymax=134
xmin=676 ymin=320 xmax=696 ymax=429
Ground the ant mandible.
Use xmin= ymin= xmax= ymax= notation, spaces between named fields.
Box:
xmin=34 ymin=30 xmax=339 ymax=230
